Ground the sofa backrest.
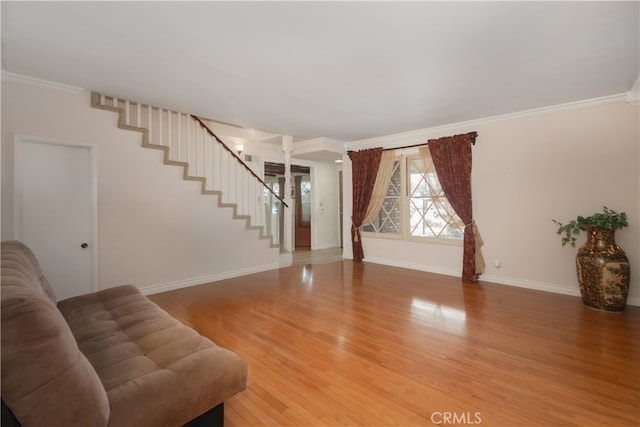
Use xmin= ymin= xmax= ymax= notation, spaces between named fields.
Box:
xmin=1 ymin=240 xmax=57 ymax=304
xmin=1 ymin=240 xmax=110 ymax=427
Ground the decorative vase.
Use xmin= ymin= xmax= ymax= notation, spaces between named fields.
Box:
xmin=576 ymin=226 xmax=630 ymax=312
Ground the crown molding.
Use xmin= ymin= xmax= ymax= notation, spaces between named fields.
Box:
xmin=346 ymin=93 xmax=627 ymax=149
xmin=1 ymin=71 xmax=85 ymax=93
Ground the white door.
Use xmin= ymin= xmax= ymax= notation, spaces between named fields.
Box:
xmin=15 ymin=136 xmax=97 ymax=300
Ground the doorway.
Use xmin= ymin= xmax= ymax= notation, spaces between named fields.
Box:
xmin=294 ymin=174 xmax=311 ymax=248
xmin=14 ymin=136 xmax=97 ymax=300
xmin=264 ymin=162 xmax=311 ymax=250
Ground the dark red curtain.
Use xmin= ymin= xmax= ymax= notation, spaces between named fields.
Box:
xmin=348 ymin=148 xmax=383 ymax=262
xmin=428 ymin=133 xmax=478 ymax=282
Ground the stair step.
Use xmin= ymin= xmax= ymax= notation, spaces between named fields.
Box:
xmin=90 ymin=92 xmax=279 ymax=247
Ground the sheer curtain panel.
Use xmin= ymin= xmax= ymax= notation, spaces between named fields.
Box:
xmin=362 ymin=150 xmax=397 ymax=228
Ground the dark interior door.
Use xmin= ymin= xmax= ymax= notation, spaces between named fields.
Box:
xmin=295 ymin=175 xmax=311 ymax=248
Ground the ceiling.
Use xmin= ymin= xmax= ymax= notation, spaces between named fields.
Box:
xmin=2 ymin=1 xmax=638 ymax=148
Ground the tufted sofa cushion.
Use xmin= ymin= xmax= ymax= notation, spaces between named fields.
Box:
xmin=58 ymin=285 xmax=248 ymax=426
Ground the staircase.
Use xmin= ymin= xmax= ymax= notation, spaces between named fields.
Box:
xmin=90 ymin=92 xmax=284 ymax=248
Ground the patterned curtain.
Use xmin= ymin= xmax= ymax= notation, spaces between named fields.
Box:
xmin=428 ymin=133 xmax=484 ymax=282
xmin=348 ymin=147 xmax=383 ymax=262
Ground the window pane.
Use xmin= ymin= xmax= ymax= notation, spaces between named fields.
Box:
xmin=300 ymin=177 xmax=311 ymax=203
xmin=409 ymin=157 xmax=463 ymax=239
xmin=300 ymin=176 xmax=311 ymax=222
xmin=361 ymin=156 xmax=463 ymax=241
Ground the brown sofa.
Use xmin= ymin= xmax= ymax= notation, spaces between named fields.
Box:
xmin=1 ymin=240 xmax=247 ymax=427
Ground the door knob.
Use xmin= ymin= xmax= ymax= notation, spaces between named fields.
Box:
xmin=81 ymin=243 xmax=89 ymax=249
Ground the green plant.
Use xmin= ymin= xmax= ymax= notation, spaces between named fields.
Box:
xmin=552 ymin=206 xmax=628 ymax=247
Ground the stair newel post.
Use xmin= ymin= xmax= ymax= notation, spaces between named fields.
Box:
xmin=282 ymin=136 xmax=294 ymax=253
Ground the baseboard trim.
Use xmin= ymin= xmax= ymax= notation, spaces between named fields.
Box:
xmin=365 ymin=258 xmax=640 ymax=307
xmin=140 ymin=262 xmax=280 ymax=295
xmin=479 ymin=274 xmax=581 ymax=298
xmin=279 ymin=252 xmax=293 ymax=268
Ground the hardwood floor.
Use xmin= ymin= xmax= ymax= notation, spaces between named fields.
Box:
xmin=149 ymin=261 xmax=640 ymax=426
xmin=292 ymin=247 xmax=343 ymax=265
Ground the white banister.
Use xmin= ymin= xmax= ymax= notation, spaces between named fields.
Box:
xmin=91 ymin=93 xmax=281 ymax=246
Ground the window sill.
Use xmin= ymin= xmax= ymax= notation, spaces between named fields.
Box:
xmin=361 ymin=232 xmax=463 ymax=247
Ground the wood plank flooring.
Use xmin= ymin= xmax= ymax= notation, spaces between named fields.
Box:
xmin=149 ymin=260 xmax=640 ymax=426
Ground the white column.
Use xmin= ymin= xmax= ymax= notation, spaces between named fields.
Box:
xmin=282 ymin=135 xmax=294 ymax=252
xmin=342 ymin=151 xmax=354 ymax=260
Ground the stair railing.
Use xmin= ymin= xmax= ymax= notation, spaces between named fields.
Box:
xmin=91 ymin=92 xmax=286 ymax=247
xmin=190 ymin=115 xmax=288 ymax=208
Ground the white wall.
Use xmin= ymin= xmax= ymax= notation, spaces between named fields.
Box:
xmin=1 ymin=77 xmax=280 ymax=295
xmin=343 ymin=96 xmax=640 ymax=306
xmin=4 ymin=76 xmax=635 ymax=304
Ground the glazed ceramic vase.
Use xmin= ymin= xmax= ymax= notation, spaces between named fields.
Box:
xmin=576 ymin=226 xmax=630 ymax=312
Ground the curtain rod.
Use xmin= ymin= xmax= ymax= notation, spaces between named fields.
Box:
xmin=382 ymin=131 xmax=478 ymax=152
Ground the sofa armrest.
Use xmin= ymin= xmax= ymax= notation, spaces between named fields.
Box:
xmin=1 ymin=289 xmax=110 ymax=427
